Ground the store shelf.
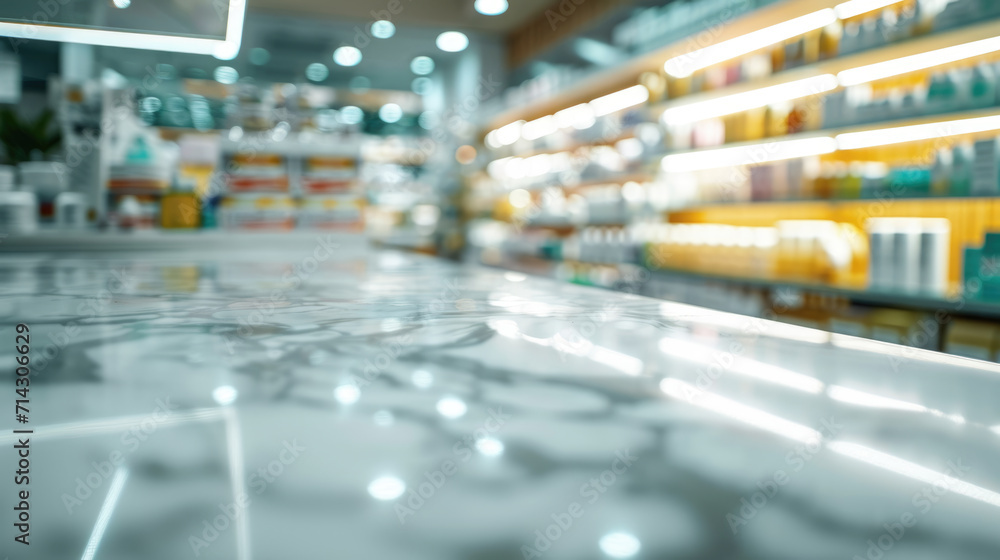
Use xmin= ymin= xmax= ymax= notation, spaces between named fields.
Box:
xmin=516 ymin=171 xmax=654 ymax=193
xmin=651 ymin=19 xmax=1000 ymax=119
xmin=668 ymin=194 xmax=1000 ymax=212
xmin=219 ymin=133 xmax=360 ymax=157
xmin=657 ymin=106 xmax=1000 ymax=166
xmin=492 ymin=251 xmax=1000 ymax=320
xmin=490 ymin=128 xmax=639 ymax=160
xmin=0 ymin=230 xmax=367 ymax=254
xmin=485 ymin=0 xmax=845 ymax=130
xmin=648 ymin=266 xmax=1000 ymax=320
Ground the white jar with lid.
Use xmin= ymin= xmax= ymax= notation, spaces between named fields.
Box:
xmin=0 ymin=165 xmax=15 ymax=191
xmin=55 ymin=192 xmax=87 ymax=229
xmin=18 ymin=161 xmax=68 ymax=198
xmin=0 ymin=191 xmax=39 ymax=233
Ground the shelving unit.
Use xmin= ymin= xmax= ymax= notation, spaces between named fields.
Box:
xmin=469 ymin=0 xmax=1000 ymax=359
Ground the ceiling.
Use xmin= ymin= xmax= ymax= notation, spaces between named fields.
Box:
xmin=248 ymin=0 xmax=550 ymax=34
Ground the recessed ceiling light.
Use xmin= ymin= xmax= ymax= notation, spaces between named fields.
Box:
xmin=333 ymin=46 xmax=362 ymax=66
xmin=371 ymin=20 xmax=396 ymax=39
xmin=213 ymin=66 xmax=239 ymax=84
xmin=112 ymin=0 xmax=131 ymax=9
xmin=411 ymin=77 xmax=432 ymax=95
xmin=249 ymin=47 xmax=270 ymax=65
xmin=410 ymin=56 xmax=435 ymax=75
xmin=418 ymin=111 xmax=436 ymax=130
xmin=474 ymin=0 xmax=508 ymax=15
xmin=338 ymin=106 xmax=364 ymax=125
xmin=436 ymin=31 xmax=469 ymax=52
xmin=379 ymin=103 xmax=403 ymax=123
xmin=305 ymin=62 xmax=328 ymax=82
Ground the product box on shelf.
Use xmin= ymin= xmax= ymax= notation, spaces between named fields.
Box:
xmin=297 ymin=194 xmax=365 ymax=230
xmin=218 ymin=193 xmax=296 ymax=230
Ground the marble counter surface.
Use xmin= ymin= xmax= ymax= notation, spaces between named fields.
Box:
xmin=2 ymin=236 xmax=1000 ymax=559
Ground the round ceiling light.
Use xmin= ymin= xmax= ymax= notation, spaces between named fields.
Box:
xmin=333 ymin=46 xmax=362 ymax=67
xmin=338 ymin=106 xmax=364 ymax=125
xmin=410 ymin=56 xmax=435 ymax=75
xmin=213 ymin=66 xmax=239 ymax=84
xmin=371 ymin=20 xmax=396 ymax=39
xmin=305 ymin=63 xmax=328 ymax=82
xmin=474 ymin=0 xmax=508 ymax=16
xmin=379 ymin=103 xmax=403 ymax=124
xmin=436 ymin=31 xmax=469 ymax=53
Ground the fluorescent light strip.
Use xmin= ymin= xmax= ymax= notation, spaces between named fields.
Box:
xmin=838 ymin=35 xmax=1000 ymax=86
xmin=555 ymin=103 xmax=596 ymax=130
xmin=488 ymin=85 xmax=647 ymax=148
xmin=829 ymin=441 xmax=1000 ymax=508
xmin=662 ymin=136 xmax=837 ymax=172
xmin=81 ymin=468 xmax=129 ymax=560
xmin=495 ymin=121 xmax=523 ymax=146
xmin=836 ymin=114 xmax=1000 ymax=150
xmin=835 ymin=0 xmax=905 ymax=20
xmin=660 ymin=378 xmax=822 ymax=443
xmin=522 ymin=115 xmax=557 ymax=141
xmin=664 ymin=9 xmax=837 ymax=78
xmin=0 ymin=0 xmax=245 ymax=58
xmin=590 ymin=85 xmax=650 ymax=117
xmin=663 ymin=74 xmax=838 ymax=125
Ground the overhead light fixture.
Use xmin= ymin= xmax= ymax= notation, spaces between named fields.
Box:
xmin=662 ymin=136 xmax=837 ymax=172
xmin=436 ymin=31 xmax=469 ymax=52
xmin=0 ymin=0 xmax=245 ymax=58
xmin=838 ymin=35 xmax=1000 ymax=86
xmin=213 ymin=66 xmax=239 ymax=85
xmin=521 ymin=115 xmax=557 ymax=141
xmin=338 ymin=105 xmax=364 ymax=125
xmin=379 ymin=103 xmax=403 ymax=123
xmin=834 ymin=0 xmax=906 ymax=20
xmin=475 ymin=0 xmax=509 ymax=16
xmin=555 ymin=103 xmax=596 ymax=130
xmin=371 ymin=20 xmax=396 ymax=39
xmin=485 ymin=86 xmax=644 ymax=147
xmin=495 ymin=120 xmax=524 ymax=146
xmin=590 ymin=85 xmax=649 ymax=116
xmin=305 ymin=62 xmax=328 ymax=82
xmin=836 ymin=113 xmax=1000 ymax=150
xmin=333 ymin=46 xmax=362 ymax=67
xmin=411 ymin=77 xmax=432 ymax=95
xmin=663 ymin=74 xmax=838 ymax=125
xmin=664 ymin=9 xmax=836 ymax=78
xmin=410 ymin=56 xmax=435 ymax=75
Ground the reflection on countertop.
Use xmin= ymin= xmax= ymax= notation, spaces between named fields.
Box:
xmin=2 ymin=237 xmax=1000 ymax=560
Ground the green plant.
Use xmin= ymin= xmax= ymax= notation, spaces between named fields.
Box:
xmin=0 ymin=107 xmax=62 ymax=166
